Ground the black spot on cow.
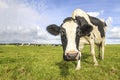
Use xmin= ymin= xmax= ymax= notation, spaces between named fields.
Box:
xmin=88 ymin=15 xmax=106 ymax=37
xmin=75 ymin=16 xmax=88 ymax=26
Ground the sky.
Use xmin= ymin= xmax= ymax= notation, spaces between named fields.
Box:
xmin=0 ymin=0 xmax=120 ymax=44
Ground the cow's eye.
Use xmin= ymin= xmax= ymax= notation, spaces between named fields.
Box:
xmin=61 ymin=31 xmax=65 ymax=36
xmin=60 ymin=29 xmax=66 ymax=36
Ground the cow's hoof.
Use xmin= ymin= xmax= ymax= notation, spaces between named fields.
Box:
xmin=94 ymin=63 xmax=98 ymax=66
xmin=75 ymin=67 xmax=81 ymax=70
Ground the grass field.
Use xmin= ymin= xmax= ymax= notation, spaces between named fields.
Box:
xmin=0 ymin=44 xmax=120 ymax=80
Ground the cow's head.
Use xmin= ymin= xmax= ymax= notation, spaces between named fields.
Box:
xmin=46 ymin=16 xmax=93 ymax=61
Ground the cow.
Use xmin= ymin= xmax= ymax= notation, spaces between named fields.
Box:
xmin=46 ymin=9 xmax=107 ymax=70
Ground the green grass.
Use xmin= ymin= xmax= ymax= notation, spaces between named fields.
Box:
xmin=0 ymin=44 xmax=120 ymax=80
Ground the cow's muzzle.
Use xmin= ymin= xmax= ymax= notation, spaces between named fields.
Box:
xmin=63 ymin=52 xmax=80 ymax=61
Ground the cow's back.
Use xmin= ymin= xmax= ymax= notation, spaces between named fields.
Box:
xmin=89 ymin=16 xmax=107 ymax=38
xmin=72 ymin=9 xmax=107 ymax=49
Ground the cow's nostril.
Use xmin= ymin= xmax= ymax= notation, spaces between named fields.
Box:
xmin=67 ymin=53 xmax=78 ymax=59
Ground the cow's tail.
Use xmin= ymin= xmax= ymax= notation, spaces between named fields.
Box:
xmin=104 ymin=23 xmax=107 ymax=32
xmin=100 ymin=18 xmax=107 ymax=32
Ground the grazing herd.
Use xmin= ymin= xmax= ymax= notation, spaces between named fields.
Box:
xmin=46 ymin=9 xmax=107 ymax=70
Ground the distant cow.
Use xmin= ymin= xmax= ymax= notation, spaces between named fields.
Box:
xmin=46 ymin=9 xmax=107 ymax=70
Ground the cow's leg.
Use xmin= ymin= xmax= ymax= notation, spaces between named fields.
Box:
xmin=101 ymin=39 xmax=105 ymax=60
xmin=97 ymin=44 xmax=101 ymax=59
xmin=76 ymin=59 xmax=81 ymax=70
xmin=90 ymin=40 xmax=98 ymax=66
xmin=101 ymin=45 xmax=104 ymax=60
xmin=76 ymin=52 xmax=81 ymax=70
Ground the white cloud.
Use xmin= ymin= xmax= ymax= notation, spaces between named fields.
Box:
xmin=106 ymin=17 xmax=113 ymax=27
xmin=106 ymin=39 xmax=120 ymax=44
xmin=108 ymin=27 xmax=120 ymax=39
xmin=87 ymin=12 xmax=100 ymax=17
xmin=0 ymin=0 xmax=61 ymax=44
xmin=87 ymin=10 xmax=104 ymax=17
xmin=0 ymin=0 xmax=119 ymax=44
xmin=0 ymin=0 xmax=8 ymax=8
xmin=0 ymin=1 xmax=37 ymax=43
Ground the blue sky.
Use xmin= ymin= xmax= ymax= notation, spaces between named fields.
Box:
xmin=0 ymin=0 xmax=120 ymax=44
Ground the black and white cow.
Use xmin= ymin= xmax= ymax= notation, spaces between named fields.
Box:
xmin=46 ymin=9 xmax=107 ymax=70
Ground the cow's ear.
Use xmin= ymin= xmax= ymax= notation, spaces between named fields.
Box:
xmin=80 ymin=24 xmax=93 ymax=37
xmin=46 ymin=24 xmax=60 ymax=36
